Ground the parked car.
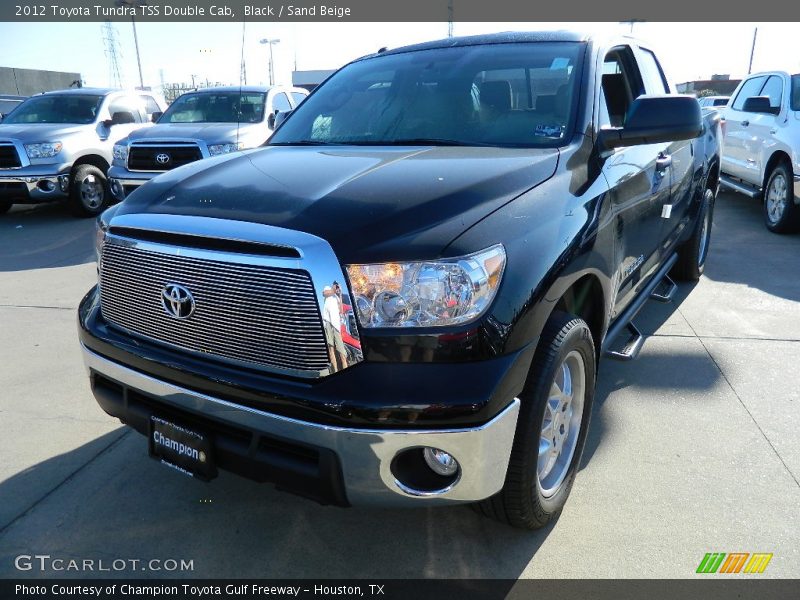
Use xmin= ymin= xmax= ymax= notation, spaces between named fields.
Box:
xmin=107 ymin=85 xmax=308 ymax=201
xmin=79 ymin=32 xmax=720 ymax=529
xmin=0 ymin=95 xmax=27 ymax=121
xmin=698 ymin=95 xmax=729 ymax=109
xmin=0 ymin=88 xmax=165 ymax=216
xmin=719 ymin=71 xmax=800 ymax=232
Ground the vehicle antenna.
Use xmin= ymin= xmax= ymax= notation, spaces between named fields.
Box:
xmin=237 ymin=20 xmax=247 ymax=149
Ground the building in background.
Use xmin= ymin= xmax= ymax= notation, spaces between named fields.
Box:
xmin=0 ymin=66 xmax=83 ymax=96
xmin=676 ymin=74 xmax=741 ymax=97
xmin=292 ymin=69 xmax=336 ymax=91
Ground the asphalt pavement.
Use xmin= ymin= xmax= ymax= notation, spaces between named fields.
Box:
xmin=0 ymin=191 xmax=798 ymax=579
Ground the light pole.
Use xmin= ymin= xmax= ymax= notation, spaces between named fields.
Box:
xmin=259 ymin=38 xmax=281 ymax=86
xmin=115 ymin=0 xmax=146 ymax=89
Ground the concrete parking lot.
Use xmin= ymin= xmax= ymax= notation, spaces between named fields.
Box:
xmin=0 ymin=191 xmax=798 ymax=579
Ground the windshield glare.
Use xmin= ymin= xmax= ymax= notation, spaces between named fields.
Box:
xmin=2 ymin=94 xmax=103 ymax=125
xmin=160 ymin=92 xmax=266 ymax=124
xmin=271 ymin=42 xmax=584 ymax=147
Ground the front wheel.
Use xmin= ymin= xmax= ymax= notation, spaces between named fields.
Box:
xmin=475 ymin=312 xmax=596 ymax=529
xmin=763 ymin=162 xmax=800 ymax=234
xmin=68 ymin=164 xmax=109 ymax=218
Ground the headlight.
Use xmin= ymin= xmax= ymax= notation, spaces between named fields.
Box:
xmin=24 ymin=142 xmax=62 ymax=159
xmin=208 ymin=142 xmax=244 ymax=156
xmin=346 ymin=245 xmax=505 ymax=328
xmin=112 ymin=143 xmax=129 ymax=162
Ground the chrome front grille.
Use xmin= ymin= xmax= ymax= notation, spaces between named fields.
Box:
xmin=127 ymin=143 xmax=203 ymax=171
xmin=99 ymin=236 xmax=332 ymax=377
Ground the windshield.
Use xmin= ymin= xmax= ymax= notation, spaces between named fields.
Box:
xmin=160 ymin=92 xmax=266 ymax=124
xmin=2 ymin=94 xmax=103 ymax=124
xmin=271 ymin=42 xmax=584 ymax=147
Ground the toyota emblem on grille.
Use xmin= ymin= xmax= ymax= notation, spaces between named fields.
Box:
xmin=161 ymin=283 xmax=195 ymax=319
xmin=155 ymin=153 xmax=171 ymax=165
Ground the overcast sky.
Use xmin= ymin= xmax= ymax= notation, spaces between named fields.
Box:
xmin=1 ymin=22 xmax=798 ymax=90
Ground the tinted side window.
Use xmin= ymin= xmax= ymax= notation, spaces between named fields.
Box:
xmin=793 ymin=75 xmax=800 ymax=111
xmin=108 ymin=96 xmax=144 ymax=123
xmin=732 ymin=76 xmax=767 ymax=111
xmin=272 ymin=92 xmax=292 ymax=113
xmin=600 ymin=46 xmax=645 ymax=127
xmin=760 ymin=76 xmax=783 ymax=110
xmin=139 ymin=95 xmax=161 ymax=115
xmin=638 ymin=48 xmax=669 ymax=94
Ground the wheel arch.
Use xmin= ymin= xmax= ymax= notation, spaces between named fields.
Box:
xmin=762 ymin=150 xmax=792 ymax=191
xmin=542 ymin=272 xmax=607 ymax=360
xmin=71 ymin=154 xmax=111 ymax=177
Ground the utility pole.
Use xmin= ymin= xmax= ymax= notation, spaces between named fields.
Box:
xmin=619 ymin=19 xmax=644 ymax=34
xmin=748 ymin=27 xmax=758 ymax=74
xmin=447 ymin=0 xmax=453 ymax=38
xmin=260 ymin=38 xmax=281 ymax=86
xmin=115 ymin=0 xmax=146 ymax=89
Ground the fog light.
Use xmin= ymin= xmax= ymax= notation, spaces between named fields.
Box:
xmin=37 ymin=180 xmax=56 ymax=192
xmin=423 ymin=447 xmax=459 ymax=477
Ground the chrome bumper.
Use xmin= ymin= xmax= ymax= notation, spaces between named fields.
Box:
xmin=0 ymin=172 xmax=69 ymax=200
xmin=81 ymin=344 xmax=520 ymax=506
xmin=107 ymin=167 xmax=154 ymax=200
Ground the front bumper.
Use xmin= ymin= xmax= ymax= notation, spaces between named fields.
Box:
xmin=0 ymin=168 xmax=69 ymax=201
xmin=107 ymin=166 xmax=155 ymax=201
xmin=82 ymin=343 xmax=520 ymax=506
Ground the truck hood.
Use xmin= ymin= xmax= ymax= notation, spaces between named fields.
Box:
xmin=128 ymin=122 xmax=266 ymax=146
xmin=115 ymin=145 xmax=559 ymax=263
xmin=0 ymin=123 xmax=89 ymax=141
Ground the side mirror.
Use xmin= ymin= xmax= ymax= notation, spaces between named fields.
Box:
xmin=742 ymin=96 xmax=779 ymax=115
xmin=598 ymin=95 xmax=703 ymax=150
xmin=267 ymin=111 xmax=276 ymax=129
xmin=151 ymin=111 xmax=163 ymax=123
xmin=273 ymin=109 xmax=293 ymax=130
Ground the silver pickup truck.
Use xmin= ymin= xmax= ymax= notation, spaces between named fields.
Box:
xmin=0 ymin=87 xmax=165 ymax=217
xmin=107 ymin=85 xmax=307 ymax=200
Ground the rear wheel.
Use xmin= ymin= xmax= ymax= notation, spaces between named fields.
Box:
xmin=68 ymin=164 xmax=109 ymax=218
xmin=475 ymin=312 xmax=596 ymax=529
xmin=0 ymin=199 xmax=12 ymax=215
xmin=763 ymin=162 xmax=800 ymax=234
xmin=673 ymin=187 xmax=714 ymax=281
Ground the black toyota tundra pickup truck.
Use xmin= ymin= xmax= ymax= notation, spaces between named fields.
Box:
xmin=78 ymin=32 xmax=721 ymax=529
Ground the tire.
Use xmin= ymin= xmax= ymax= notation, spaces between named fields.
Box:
xmin=474 ymin=312 xmax=596 ymax=530
xmin=672 ymin=187 xmax=715 ymax=281
xmin=763 ymin=162 xmax=800 ymax=234
xmin=68 ymin=164 xmax=109 ymax=218
xmin=0 ymin=199 xmax=12 ymax=215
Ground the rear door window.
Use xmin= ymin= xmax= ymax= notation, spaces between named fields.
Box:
xmin=760 ymin=75 xmax=783 ymax=111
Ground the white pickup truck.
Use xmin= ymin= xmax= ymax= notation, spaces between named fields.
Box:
xmin=719 ymin=71 xmax=800 ymax=233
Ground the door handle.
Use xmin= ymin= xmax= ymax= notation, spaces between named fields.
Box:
xmin=770 ymin=128 xmax=778 ymax=134
xmin=742 ymin=120 xmax=750 ymax=127
xmin=656 ymin=153 xmax=672 ymax=172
